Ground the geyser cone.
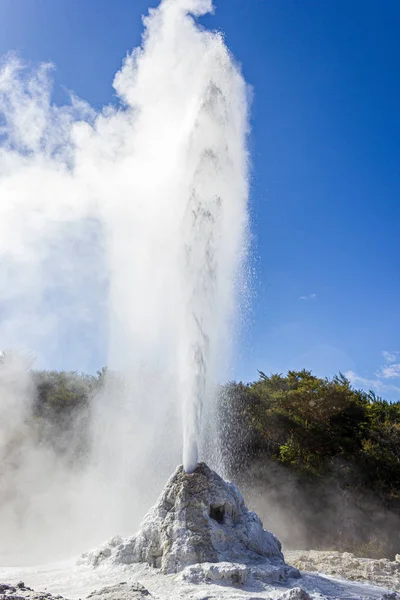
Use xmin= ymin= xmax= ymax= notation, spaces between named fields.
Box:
xmin=80 ymin=463 xmax=300 ymax=585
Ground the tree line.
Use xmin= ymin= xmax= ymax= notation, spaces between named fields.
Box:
xmin=218 ymin=370 xmax=400 ymax=558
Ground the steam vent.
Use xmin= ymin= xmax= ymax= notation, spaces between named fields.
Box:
xmin=80 ymin=463 xmax=300 ymax=585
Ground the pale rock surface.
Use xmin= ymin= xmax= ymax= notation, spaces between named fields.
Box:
xmin=80 ymin=463 xmax=299 ymax=585
xmin=0 ymin=581 xmax=153 ymax=600
xmin=0 ymin=582 xmax=70 ymax=600
xmin=276 ymin=589 xmax=312 ymax=600
xmin=286 ymin=550 xmax=400 ymax=592
xmin=86 ymin=582 xmax=151 ymax=600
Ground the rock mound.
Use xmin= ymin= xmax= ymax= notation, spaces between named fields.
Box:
xmin=277 ymin=589 xmax=312 ymax=600
xmin=80 ymin=463 xmax=299 ymax=583
xmin=286 ymin=550 xmax=400 ymax=593
xmin=0 ymin=582 xmax=69 ymax=600
xmin=87 ymin=582 xmax=151 ymax=600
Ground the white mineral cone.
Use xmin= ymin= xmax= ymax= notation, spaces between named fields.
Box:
xmin=80 ymin=463 xmax=300 ymax=584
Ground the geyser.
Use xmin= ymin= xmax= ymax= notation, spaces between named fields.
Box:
xmin=0 ymin=0 xmax=249 ymax=555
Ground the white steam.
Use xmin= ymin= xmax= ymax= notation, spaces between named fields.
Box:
xmin=0 ymin=0 xmax=249 ymax=559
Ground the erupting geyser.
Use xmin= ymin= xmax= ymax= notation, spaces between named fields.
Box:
xmin=101 ymin=0 xmax=250 ymax=476
xmin=161 ymin=0 xmax=250 ymax=472
xmin=0 ymin=0 xmax=249 ymax=555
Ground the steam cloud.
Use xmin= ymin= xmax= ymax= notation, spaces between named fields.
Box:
xmin=0 ymin=0 xmax=249 ymax=562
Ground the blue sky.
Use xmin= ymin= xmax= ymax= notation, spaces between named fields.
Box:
xmin=0 ymin=0 xmax=399 ymax=399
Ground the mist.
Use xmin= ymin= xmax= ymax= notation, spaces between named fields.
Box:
xmin=0 ymin=0 xmax=249 ymax=564
xmin=238 ymin=459 xmax=400 ymax=560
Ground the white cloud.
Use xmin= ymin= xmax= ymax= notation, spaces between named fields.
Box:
xmin=378 ymin=350 xmax=400 ymax=379
xmin=381 ymin=364 xmax=400 ymax=378
xmin=382 ymin=350 xmax=399 ymax=363
xmin=345 ymin=370 xmax=400 ymax=397
xmin=345 ymin=350 xmax=400 ymax=399
xmin=299 ymin=293 xmax=316 ymax=301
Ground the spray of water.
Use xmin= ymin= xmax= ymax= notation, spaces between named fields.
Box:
xmin=0 ymin=0 xmax=249 ymax=559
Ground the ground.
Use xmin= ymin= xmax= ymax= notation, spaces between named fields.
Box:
xmin=0 ymin=550 xmax=399 ymax=600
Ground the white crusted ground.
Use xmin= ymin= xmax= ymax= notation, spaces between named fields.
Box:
xmin=286 ymin=550 xmax=400 ymax=592
xmin=1 ymin=464 xmax=399 ymax=599
xmin=0 ymin=555 xmax=399 ymax=600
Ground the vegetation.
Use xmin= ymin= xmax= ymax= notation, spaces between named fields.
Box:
xmin=29 ymin=368 xmax=105 ymax=460
xmin=219 ymin=370 xmax=400 ymax=491
xmin=218 ymin=370 xmax=400 ymax=558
